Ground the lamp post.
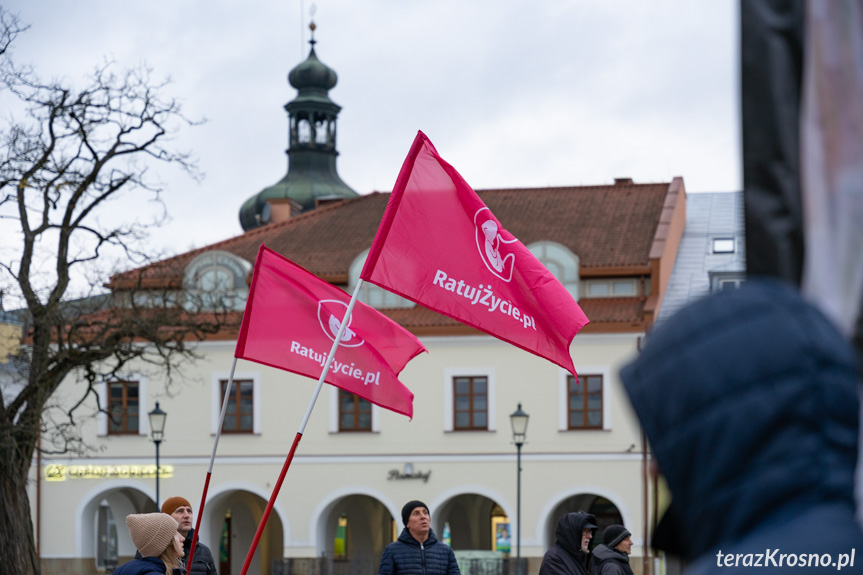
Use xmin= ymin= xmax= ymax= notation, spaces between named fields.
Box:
xmin=510 ymin=403 xmax=529 ymax=575
xmin=148 ymin=402 xmax=167 ymax=509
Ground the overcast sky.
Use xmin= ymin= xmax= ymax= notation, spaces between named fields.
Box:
xmin=4 ymin=0 xmax=740 ymax=258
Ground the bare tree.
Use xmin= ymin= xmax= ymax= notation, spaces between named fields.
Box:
xmin=0 ymin=8 xmax=232 ymax=574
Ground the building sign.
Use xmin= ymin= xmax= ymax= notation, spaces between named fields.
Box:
xmin=44 ymin=464 xmax=174 ymax=481
xmin=387 ymin=467 xmax=431 ymax=483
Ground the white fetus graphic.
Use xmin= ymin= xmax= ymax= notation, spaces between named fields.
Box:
xmin=328 ymin=314 xmax=357 ymax=343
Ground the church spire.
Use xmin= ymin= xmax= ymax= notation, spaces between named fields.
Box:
xmin=239 ymin=20 xmax=357 ymax=231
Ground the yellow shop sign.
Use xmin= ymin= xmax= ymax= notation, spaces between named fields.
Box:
xmin=44 ymin=464 xmax=174 ymax=481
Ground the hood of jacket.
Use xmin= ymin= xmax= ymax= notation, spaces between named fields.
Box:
xmin=622 ymin=280 xmax=860 ymax=560
xmin=554 ymin=511 xmax=596 ymax=558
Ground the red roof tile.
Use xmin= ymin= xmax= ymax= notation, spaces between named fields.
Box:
xmin=109 ymin=182 xmax=674 ymax=333
xmin=111 ymin=183 xmax=670 ymax=287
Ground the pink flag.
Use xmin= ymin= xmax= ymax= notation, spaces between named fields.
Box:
xmin=236 ymin=245 xmax=425 ymax=418
xmin=361 ymin=131 xmax=589 ymax=378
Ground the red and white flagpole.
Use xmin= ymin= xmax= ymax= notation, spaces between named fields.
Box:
xmin=186 ymin=357 xmax=239 ymax=570
xmin=238 ymin=280 xmax=365 ymax=575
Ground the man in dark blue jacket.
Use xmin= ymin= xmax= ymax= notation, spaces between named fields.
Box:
xmin=377 ymin=500 xmax=460 ymax=575
xmin=622 ymin=280 xmax=863 ymax=573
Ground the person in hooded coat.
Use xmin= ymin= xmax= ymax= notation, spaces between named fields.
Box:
xmin=621 ymin=280 xmax=863 ymax=574
xmin=539 ymin=511 xmax=597 ymax=575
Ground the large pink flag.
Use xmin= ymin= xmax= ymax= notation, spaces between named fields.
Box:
xmin=236 ymin=245 xmax=426 ymax=418
xmin=361 ymin=131 xmax=589 ymax=378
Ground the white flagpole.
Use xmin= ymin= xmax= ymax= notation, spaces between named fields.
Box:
xmin=239 ymin=280 xmax=365 ymax=575
xmin=187 ymin=356 xmax=238 ymax=568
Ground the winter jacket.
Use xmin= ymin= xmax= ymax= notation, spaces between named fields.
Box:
xmin=538 ymin=511 xmax=596 ymax=575
xmin=377 ymin=527 xmax=460 ymax=575
xmin=622 ymin=280 xmax=863 ymax=573
xmin=135 ymin=529 xmax=216 ymax=575
xmin=589 ymin=544 xmax=632 ymax=575
xmin=181 ymin=529 xmax=217 ymax=575
xmin=114 ymin=556 xmax=168 ymax=575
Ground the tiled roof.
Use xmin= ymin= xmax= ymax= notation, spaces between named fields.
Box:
xmin=109 ymin=182 xmax=674 ymax=333
xmin=111 ymin=183 xmax=670 ymax=286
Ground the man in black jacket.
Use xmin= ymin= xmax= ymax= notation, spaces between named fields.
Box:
xmin=590 ymin=525 xmax=633 ymax=575
xmin=377 ymin=500 xmax=460 ymax=575
xmin=539 ymin=511 xmax=597 ymax=575
xmin=161 ymin=496 xmax=217 ymax=575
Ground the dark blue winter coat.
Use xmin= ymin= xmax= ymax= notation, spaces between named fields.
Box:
xmin=135 ymin=528 xmax=215 ymax=575
xmin=377 ymin=527 xmax=460 ymax=575
xmin=622 ymin=280 xmax=863 ymax=573
xmin=113 ymin=556 xmax=167 ymax=575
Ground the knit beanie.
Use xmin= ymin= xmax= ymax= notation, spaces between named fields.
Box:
xmin=603 ymin=525 xmax=631 ymax=548
xmin=161 ymin=496 xmax=192 ymax=516
xmin=401 ymin=500 xmax=429 ymax=525
xmin=126 ymin=513 xmax=179 ymax=558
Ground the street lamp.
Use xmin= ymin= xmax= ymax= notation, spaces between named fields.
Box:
xmin=510 ymin=403 xmax=529 ymax=575
xmin=148 ymin=402 xmax=167 ymax=509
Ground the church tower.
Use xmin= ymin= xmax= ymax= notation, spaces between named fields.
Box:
xmin=239 ymin=22 xmax=358 ymax=231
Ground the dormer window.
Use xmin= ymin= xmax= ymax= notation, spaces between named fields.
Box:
xmin=348 ymin=249 xmax=415 ymax=309
xmin=526 ymin=242 xmax=580 ymax=301
xmin=712 ymin=238 xmax=736 ymax=254
xmin=183 ymin=251 xmax=251 ymax=311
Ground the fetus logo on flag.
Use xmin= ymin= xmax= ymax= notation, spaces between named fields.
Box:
xmin=317 ymin=300 xmax=364 ymax=347
xmin=475 ymin=207 xmax=517 ymax=282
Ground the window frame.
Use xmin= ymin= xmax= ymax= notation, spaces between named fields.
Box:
xmin=97 ymin=375 xmax=148 ymax=437
xmin=348 ymin=249 xmax=416 ymax=309
xmin=106 ymin=380 xmax=141 ymax=436
xmin=566 ymin=374 xmax=604 ymax=430
xmin=220 ymin=379 xmax=255 ymax=434
xmin=337 ymin=389 xmax=374 ymax=432
xmin=453 ymin=375 xmax=490 ymax=431
xmin=444 ymin=368 xmax=497 ymax=432
xmin=711 ymin=237 xmax=736 ymax=254
xmin=211 ymin=372 xmax=262 ymax=435
xmin=526 ymin=241 xmax=580 ymax=301
xmin=328 ymin=386 xmax=380 ymax=433
xmin=558 ymin=366 xmax=612 ymax=431
xmin=710 ymin=271 xmax=746 ymax=293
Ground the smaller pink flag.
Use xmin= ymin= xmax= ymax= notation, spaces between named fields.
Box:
xmin=361 ymin=131 xmax=589 ymax=378
xmin=235 ymin=245 xmax=426 ymax=418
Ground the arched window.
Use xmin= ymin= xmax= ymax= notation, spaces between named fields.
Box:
xmin=297 ymin=118 xmax=312 ymax=144
xmin=526 ymin=242 xmax=580 ymax=300
xmin=183 ymin=251 xmax=251 ymax=312
xmin=348 ymin=249 xmax=415 ymax=309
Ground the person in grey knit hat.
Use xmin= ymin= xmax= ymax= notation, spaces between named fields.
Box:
xmin=590 ymin=525 xmax=633 ymax=575
xmin=114 ymin=513 xmax=185 ymax=575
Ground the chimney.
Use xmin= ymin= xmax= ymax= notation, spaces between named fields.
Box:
xmin=614 ymin=178 xmax=634 ymax=185
xmin=263 ymin=197 xmax=304 ymax=225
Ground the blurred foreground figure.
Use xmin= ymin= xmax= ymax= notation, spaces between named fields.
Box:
xmin=622 ymin=280 xmax=863 ymax=573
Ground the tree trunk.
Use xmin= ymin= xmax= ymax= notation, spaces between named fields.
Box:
xmin=0 ymin=441 xmax=40 ymax=575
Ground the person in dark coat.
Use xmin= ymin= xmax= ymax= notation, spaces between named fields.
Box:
xmin=135 ymin=497 xmax=216 ymax=575
xmin=115 ymin=513 xmax=185 ymax=575
xmin=621 ymin=280 xmax=863 ymax=573
xmin=377 ymin=500 xmax=461 ymax=575
xmin=162 ymin=497 xmax=217 ymax=575
xmin=538 ymin=511 xmax=597 ymax=575
xmin=590 ymin=525 xmax=633 ymax=575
